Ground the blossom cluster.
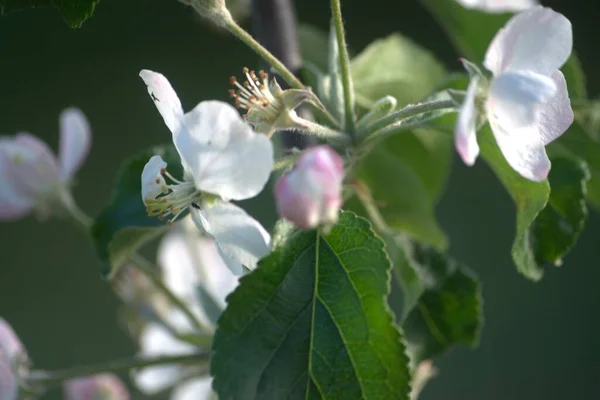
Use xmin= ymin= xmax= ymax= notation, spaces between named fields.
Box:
xmin=0 ymin=0 xmax=578 ymax=398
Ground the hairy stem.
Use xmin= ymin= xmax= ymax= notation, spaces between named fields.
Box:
xmin=330 ymin=0 xmax=356 ymax=134
xmin=222 ymin=17 xmax=304 ymax=90
xmin=360 ymin=99 xmax=457 ymax=138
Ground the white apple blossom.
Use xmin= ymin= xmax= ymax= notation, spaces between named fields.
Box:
xmin=275 ymin=146 xmax=344 ymax=230
xmin=139 ymin=69 xmax=273 ymax=273
xmin=455 ymin=0 xmax=537 ymax=13
xmin=0 ymin=108 xmax=91 ymax=220
xmin=134 ymin=219 xmax=237 ymax=399
xmin=455 ymin=6 xmax=574 ymax=181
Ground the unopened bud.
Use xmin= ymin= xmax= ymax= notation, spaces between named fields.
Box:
xmin=356 ymin=95 xmax=398 ymax=131
xmin=179 ymin=0 xmax=232 ymax=25
xmin=64 ymin=374 xmax=129 ymax=400
xmin=274 ymin=146 xmax=344 ymax=230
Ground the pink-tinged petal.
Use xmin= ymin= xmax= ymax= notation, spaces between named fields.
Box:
xmin=537 ymin=71 xmax=574 ymax=145
xmin=12 ymin=133 xmax=61 ymax=192
xmin=194 ymin=202 xmax=270 ymax=272
xmin=455 ymin=76 xmax=481 ymax=166
xmin=172 ymin=377 xmax=213 ymax=400
xmin=484 ymin=6 xmax=572 ymax=76
xmin=139 ymin=70 xmax=184 ymax=135
xmin=0 ymin=318 xmax=25 ymax=362
xmin=455 ymin=0 xmax=537 ymax=13
xmin=0 ymin=149 xmax=34 ymax=220
xmin=489 ymin=116 xmax=551 ymax=181
xmin=141 ymin=155 xmax=168 ymax=204
xmin=178 ymin=101 xmax=274 ymax=201
xmin=274 ymin=146 xmax=344 ymax=230
xmin=59 ymin=108 xmax=91 ymax=181
xmin=64 ymin=374 xmax=129 ymax=400
xmin=487 ymin=71 xmax=556 ymax=130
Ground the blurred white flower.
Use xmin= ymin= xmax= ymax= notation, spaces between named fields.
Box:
xmin=455 ymin=6 xmax=573 ymax=181
xmin=133 ymin=219 xmax=237 ymax=399
xmin=139 ymin=69 xmax=273 ymax=273
xmin=63 ymin=374 xmax=129 ymax=400
xmin=454 ymin=0 xmax=537 ymax=13
xmin=0 ymin=108 xmax=91 ymax=220
xmin=0 ymin=318 xmax=28 ymax=400
xmin=275 ymin=146 xmax=344 ymax=230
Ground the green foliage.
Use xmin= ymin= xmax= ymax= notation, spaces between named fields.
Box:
xmin=479 ymin=128 xmax=590 ymax=280
xmin=347 ymin=33 xmax=454 ymax=249
xmin=531 ymin=158 xmax=590 ymax=269
xmin=355 ymin=131 xmax=450 ymax=250
xmin=550 ymin=123 xmax=600 ymax=211
xmin=211 ymin=212 xmax=410 ymax=400
xmin=298 ymin=24 xmax=331 ymax=73
xmin=351 ymin=33 xmax=447 ymax=109
xmin=390 ymin=238 xmax=483 ymax=364
xmin=0 ymin=0 xmax=99 ymax=28
xmin=91 ymin=146 xmax=181 ymax=278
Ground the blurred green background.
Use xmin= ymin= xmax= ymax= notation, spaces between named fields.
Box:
xmin=1 ymin=0 xmax=599 ymax=399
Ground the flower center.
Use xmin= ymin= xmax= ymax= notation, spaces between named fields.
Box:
xmin=229 ymin=67 xmax=281 ymax=121
xmin=145 ymin=168 xmax=202 ymax=224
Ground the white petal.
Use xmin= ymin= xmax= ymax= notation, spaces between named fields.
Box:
xmin=537 ymin=71 xmax=574 ymax=145
xmin=158 ymin=227 xmax=200 ymax=301
xmin=487 ymin=71 xmax=556 ymax=130
xmin=489 ymin=116 xmax=550 ymax=181
xmin=134 ymin=323 xmax=195 ymax=394
xmin=194 ymin=202 xmax=270 ymax=272
xmin=139 ymin=70 xmax=184 ymax=135
xmin=176 ymin=101 xmax=274 ymax=201
xmin=0 ymin=134 xmax=60 ymax=200
xmin=455 ymin=76 xmax=481 ymax=166
xmin=172 ymin=377 xmax=213 ymax=400
xmin=58 ymin=108 xmax=91 ymax=181
xmin=0 ymin=146 xmax=34 ymax=220
xmin=141 ymin=155 xmax=168 ymax=204
xmin=484 ymin=6 xmax=572 ymax=76
xmin=455 ymin=0 xmax=537 ymax=13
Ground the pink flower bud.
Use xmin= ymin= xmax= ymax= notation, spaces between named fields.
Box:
xmin=275 ymin=146 xmax=344 ymax=230
xmin=64 ymin=374 xmax=129 ymax=400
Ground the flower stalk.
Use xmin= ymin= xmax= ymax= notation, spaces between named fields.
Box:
xmin=330 ymin=0 xmax=357 ymax=134
xmin=221 ymin=17 xmax=304 ymax=90
xmin=23 ymin=352 xmax=210 ymax=391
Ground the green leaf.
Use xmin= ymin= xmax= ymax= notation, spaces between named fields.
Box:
xmin=549 ymin=122 xmax=600 ymax=211
xmin=355 ymin=129 xmax=450 ymax=250
xmin=530 ymin=158 xmax=590 ymax=268
xmin=211 ymin=211 xmax=410 ymax=400
xmin=479 ymin=128 xmax=590 ymax=280
xmin=398 ymin=241 xmax=483 ymax=364
xmin=1 ymin=0 xmax=99 ymax=28
xmin=91 ymin=145 xmax=181 ymax=278
xmin=351 ymin=33 xmax=447 ymax=109
xmin=298 ymin=24 xmax=330 ymax=73
xmin=421 ymin=0 xmax=587 ymax=98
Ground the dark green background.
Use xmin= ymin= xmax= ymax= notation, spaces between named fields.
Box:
xmin=1 ymin=0 xmax=599 ymax=399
